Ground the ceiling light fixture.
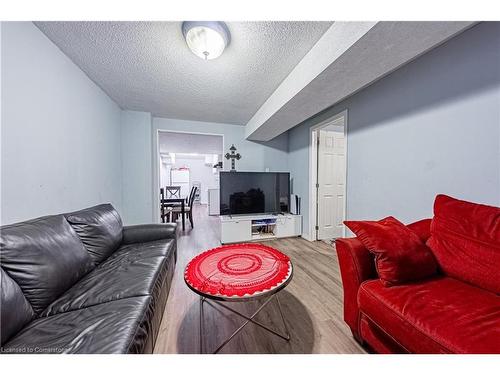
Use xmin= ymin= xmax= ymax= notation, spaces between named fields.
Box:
xmin=182 ymin=21 xmax=230 ymax=60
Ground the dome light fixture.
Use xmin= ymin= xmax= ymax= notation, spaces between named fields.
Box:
xmin=182 ymin=21 xmax=230 ymax=60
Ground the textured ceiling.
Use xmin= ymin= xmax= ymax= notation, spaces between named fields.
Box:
xmin=246 ymin=21 xmax=476 ymax=140
xmin=35 ymin=21 xmax=332 ymax=125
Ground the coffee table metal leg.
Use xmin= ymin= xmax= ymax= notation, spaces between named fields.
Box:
xmin=200 ymin=296 xmax=204 ymax=354
xmin=204 ymin=296 xmax=290 ymax=341
xmin=275 ymin=294 xmax=291 ymax=340
xmin=199 ymin=293 xmax=291 ymax=354
xmin=212 ymin=295 xmax=276 ymax=354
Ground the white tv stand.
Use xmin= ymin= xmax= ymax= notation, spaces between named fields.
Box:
xmin=220 ymin=213 xmax=302 ymax=244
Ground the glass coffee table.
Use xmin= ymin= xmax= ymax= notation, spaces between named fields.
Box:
xmin=184 ymin=243 xmax=293 ymax=354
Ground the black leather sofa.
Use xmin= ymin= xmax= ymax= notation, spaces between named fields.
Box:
xmin=0 ymin=204 xmax=177 ymax=354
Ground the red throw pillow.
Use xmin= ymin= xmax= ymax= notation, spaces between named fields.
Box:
xmin=344 ymin=216 xmax=438 ymax=286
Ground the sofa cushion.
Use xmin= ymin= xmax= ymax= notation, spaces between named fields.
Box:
xmin=1 ymin=268 xmax=35 ymax=345
xmin=407 ymin=218 xmax=432 ymax=242
xmin=0 ymin=215 xmax=93 ymax=314
xmin=65 ymin=204 xmax=123 ymax=266
xmin=122 ymin=223 xmax=177 ymax=245
xmin=358 ymin=277 xmax=500 ymax=353
xmin=344 ymin=216 xmax=438 ymax=286
xmin=359 ymin=315 xmax=409 ymax=354
xmin=2 ymin=296 xmax=154 ymax=354
xmin=427 ymin=194 xmax=500 ymax=294
xmin=42 ymin=239 xmax=175 ymax=316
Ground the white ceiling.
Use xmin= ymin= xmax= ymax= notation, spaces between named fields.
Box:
xmin=158 ymin=131 xmax=223 ymax=155
xmin=35 ymin=21 xmax=332 ymax=125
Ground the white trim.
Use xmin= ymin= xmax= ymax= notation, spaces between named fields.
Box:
xmin=308 ymin=109 xmax=348 ymax=241
xmin=152 ymin=129 xmax=160 ymax=222
xmin=152 ymin=129 xmax=225 ymax=223
xmin=301 ymin=233 xmax=314 ymax=242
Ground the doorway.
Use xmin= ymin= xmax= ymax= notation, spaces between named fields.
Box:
xmin=155 ymin=130 xmax=224 ymax=223
xmin=309 ymin=110 xmax=347 ymax=241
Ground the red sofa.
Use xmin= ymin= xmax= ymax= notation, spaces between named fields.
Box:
xmin=335 ymin=195 xmax=500 ymax=354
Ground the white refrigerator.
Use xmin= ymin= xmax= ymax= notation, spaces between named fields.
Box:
xmin=170 ymin=168 xmax=190 ymax=198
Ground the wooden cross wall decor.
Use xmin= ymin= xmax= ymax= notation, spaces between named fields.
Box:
xmin=225 ymin=144 xmax=241 ymax=171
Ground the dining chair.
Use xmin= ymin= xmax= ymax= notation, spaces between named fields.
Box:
xmin=171 ymin=186 xmax=197 ymax=228
xmin=171 ymin=185 xmax=194 ymax=224
xmin=186 ymin=186 xmax=195 ymax=203
xmin=160 ymin=187 xmax=173 ymax=223
xmin=165 ymin=186 xmax=181 ymax=199
xmin=163 ymin=185 xmax=183 ymax=214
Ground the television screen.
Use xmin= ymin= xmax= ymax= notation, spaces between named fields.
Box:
xmin=219 ymin=172 xmax=290 ymax=215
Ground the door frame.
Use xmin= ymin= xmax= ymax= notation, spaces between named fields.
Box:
xmin=153 ymin=129 xmax=225 ymax=223
xmin=308 ymin=109 xmax=348 ymax=241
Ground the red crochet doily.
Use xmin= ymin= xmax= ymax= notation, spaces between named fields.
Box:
xmin=184 ymin=243 xmax=292 ymax=298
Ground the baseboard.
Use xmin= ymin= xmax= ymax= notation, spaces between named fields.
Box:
xmin=301 ymin=233 xmax=315 ymax=242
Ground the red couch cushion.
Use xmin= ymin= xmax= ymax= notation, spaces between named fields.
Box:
xmin=344 ymin=217 xmax=437 ymax=286
xmin=358 ymin=277 xmax=500 ymax=353
xmin=407 ymin=218 xmax=432 ymax=242
xmin=427 ymin=194 xmax=500 ymax=294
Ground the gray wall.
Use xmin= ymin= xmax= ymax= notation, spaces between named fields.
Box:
xmin=153 ymin=117 xmax=289 ymax=173
xmin=120 ymin=110 xmax=153 ymax=225
xmin=288 ymin=22 xmax=500 ymax=236
xmin=3 ymin=21 xmax=498 ymax=231
xmin=1 ymin=22 xmax=123 ymax=225
xmin=119 ymin=115 xmax=289 ymax=224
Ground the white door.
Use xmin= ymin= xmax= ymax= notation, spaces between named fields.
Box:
xmin=317 ymin=128 xmax=345 ymax=240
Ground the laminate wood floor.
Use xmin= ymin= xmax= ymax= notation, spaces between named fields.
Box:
xmin=153 ymin=205 xmax=365 ymax=354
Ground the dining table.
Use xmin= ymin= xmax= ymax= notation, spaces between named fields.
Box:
xmin=161 ymin=196 xmax=187 ymax=231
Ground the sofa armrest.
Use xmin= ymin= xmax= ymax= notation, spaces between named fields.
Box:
xmin=121 ymin=223 xmax=177 ymax=245
xmin=335 ymin=237 xmax=377 ymax=341
xmin=407 ymin=218 xmax=432 ymax=242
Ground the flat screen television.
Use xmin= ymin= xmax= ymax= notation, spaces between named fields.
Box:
xmin=219 ymin=171 xmax=290 ymax=216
